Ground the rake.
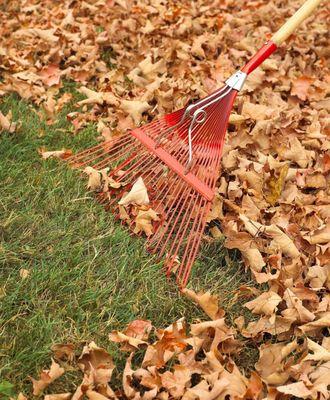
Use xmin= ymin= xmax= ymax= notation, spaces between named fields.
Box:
xmin=68 ymin=0 xmax=322 ymax=287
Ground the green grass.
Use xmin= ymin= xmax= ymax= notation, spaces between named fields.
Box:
xmin=0 ymin=93 xmax=254 ymax=395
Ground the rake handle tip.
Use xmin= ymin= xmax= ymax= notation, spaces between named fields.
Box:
xmin=240 ymin=0 xmax=322 ymax=76
xmin=271 ymin=0 xmax=323 ymax=46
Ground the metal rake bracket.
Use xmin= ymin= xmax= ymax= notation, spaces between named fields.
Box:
xmin=153 ymin=69 xmax=247 ymax=172
xmin=185 ymin=69 xmax=247 ymax=170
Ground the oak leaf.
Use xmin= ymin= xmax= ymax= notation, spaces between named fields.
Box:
xmin=120 ymin=100 xmax=151 ymax=124
xmin=0 ymin=111 xmax=17 ymax=133
xmin=133 ymin=208 xmax=160 ymax=236
xmin=30 ymin=359 xmax=65 ymax=396
xmin=182 ymin=288 xmax=224 ymax=320
xmin=119 ymin=177 xmax=149 ymax=206
xmin=303 ymin=339 xmax=330 ymax=362
xmin=39 ymin=148 xmax=73 ymax=160
xmin=44 ymin=394 xmax=72 ymax=400
xmin=51 ymin=344 xmax=75 ymax=362
xmin=277 ymin=381 xmax=312 ymax=398
xmin=291 ymin=76 xmax=314 ymax=101
xmin=245 ymin=291 xmax=282 ymax=316
xmin=78 ymin=342 xmax=114 ymax=385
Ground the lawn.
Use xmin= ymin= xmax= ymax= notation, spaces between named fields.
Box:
xmin=0 ymin=93 xmax=252 ymax=394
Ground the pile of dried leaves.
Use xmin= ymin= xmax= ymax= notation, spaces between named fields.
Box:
xmin=1 ymin=0 xmax=329 ymax=398
xmin=17 ymin=289 xmax=329 ymax=399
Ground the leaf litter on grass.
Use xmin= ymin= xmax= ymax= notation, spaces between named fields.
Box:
xmin=0 ymin=0 xmax=329 ymax=398
xmin=22 ymin=288 xmax=329 ymax=399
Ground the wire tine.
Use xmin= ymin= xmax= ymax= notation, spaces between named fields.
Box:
xmin=92 ymin=144 xmax=139 ymax=170
xmin=179 ymin=201 xmax=212 ymax=287
xmin=164 ymin=192 xmax=201 ymax=276
xmin=89 ymin=139 xmax=138 ymax=169
xmin=147 ymin=178 xmax=188 ymax=249
xmin=175 ymin=196 xmax=206 ymax=280
xmin=68 ymin=134 xmax=132 ymax=163
xmin=154 ymin=184 xmax=193 ymax=257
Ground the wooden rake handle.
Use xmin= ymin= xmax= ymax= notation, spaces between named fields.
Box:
xmin=241 ymin=0 xmax=323 ymax=75
xmin=272 ymin=0 xmax=323 ymax=45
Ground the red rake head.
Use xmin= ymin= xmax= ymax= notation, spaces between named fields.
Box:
xmin=68 ymin=85 xmax=237 ymax=287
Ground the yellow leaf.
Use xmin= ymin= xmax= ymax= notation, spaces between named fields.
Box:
xmin=264 ymin=164 xmax=289 ymax=206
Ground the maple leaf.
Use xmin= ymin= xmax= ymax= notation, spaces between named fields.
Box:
xmin=303 ymin=339 xmax=330 ymax=362
xmin=78 ymin=87 xmax=119 ymax=106
xmin=138 ymin=55 xmax=166 ymax=80
xmin=83 ymin=166 xmax=102 ymax=190
xmin=109 ymin=331 xmax=148 ymax=351
xmin=303 ymin=223 xmax=330 ymax=245
xmin=13 ymin=28 xmax=59 ymax=43
xmin=161 ymin=365 xmax=191 ymax=398
xmin=191 ymin=35 xmax=206 ymax=58
xmin=109 ymin=319 xmax=152 ymax=351
xmin=38 ymin=64 xmax=61 ymax=86
xmin=85 ymin=390 xmax=110 ymax=400
xmin=241 ymin=102 xmax=274 ymax=120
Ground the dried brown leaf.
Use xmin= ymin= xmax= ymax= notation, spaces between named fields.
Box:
xmin=39 ymin=148 xmax=73 ymax=160
xmin=30 ymin=359 xmax=65 ymax=396
xmin=119 ymin=177 xmax=149 ymax=206
xmin=182 ymin=288 xmax=224 ymax=320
